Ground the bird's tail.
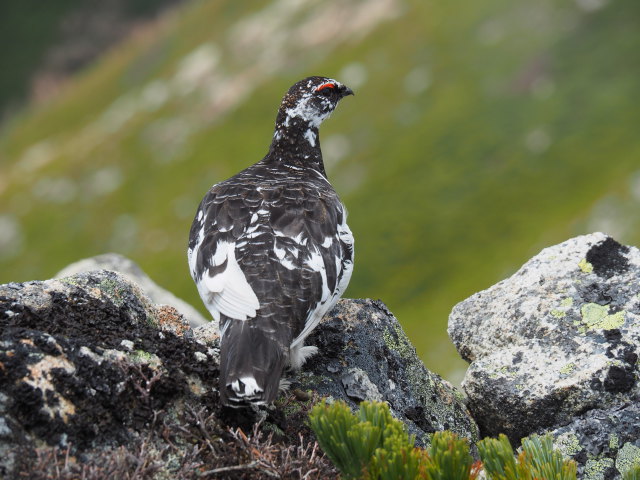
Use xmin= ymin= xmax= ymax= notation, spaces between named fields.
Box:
xmin=219 ymin=318 xmax=288 ymax=407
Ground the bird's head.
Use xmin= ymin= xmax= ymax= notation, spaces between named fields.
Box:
xmin=277 ymin=76 xmax=354 ymax=130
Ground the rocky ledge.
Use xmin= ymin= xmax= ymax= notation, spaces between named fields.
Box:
xmin=0 ymin=259 xmax=476 ymax=479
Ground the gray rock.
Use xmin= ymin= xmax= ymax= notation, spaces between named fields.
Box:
xmin=56 ymin=253 xmax=209 ymax=328
xmin=448 ymin=232 xmax=640 ymax=447
xmin=300 ymin=299 xmax=479 ymax=445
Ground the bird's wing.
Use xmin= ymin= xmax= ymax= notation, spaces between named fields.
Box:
xmin=259 ymin=183 xmax=354 ymax=345
xmin=187 ymin=184 xmax=262 ymax=326
xmin=290 ymin=199 xmax=354 ymax=348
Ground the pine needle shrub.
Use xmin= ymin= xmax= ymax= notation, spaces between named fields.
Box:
xmin=423 ymin=431 xmax=477 ymax=480
xmin=477 ymin=434 xmax=522 ymax=480
xmin=522 ymin=434 xmax=576 ymax=480
xmin=309 ymin=399 xmax=577 ymax=480
xmin=309 ymin=400 xmax=477 ymax=480
xmin=478 ymin=433 xmax=577 ymax=480
xmin=309 ymin=400 xmax=423 ymax=479
xmin=365 ymin=435 xmax=427 ymax=480
xmin=308 ymin=400 xmax=383 ymax=479
xmin=624 ymin=464 xmax=640 ymax=480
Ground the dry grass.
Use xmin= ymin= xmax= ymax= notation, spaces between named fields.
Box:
xmin=14 ymin=404 xmax=338 ymax=480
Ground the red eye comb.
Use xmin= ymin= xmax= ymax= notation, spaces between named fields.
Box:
xmin=315 ymin=82 xmax=336 ymax=92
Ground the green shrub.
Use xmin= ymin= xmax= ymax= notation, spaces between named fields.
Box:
xmin=478 ymin=433 xmax=576 ymax=480
xmin=423 ymin=430 xmax=476 ymax=480
xmin=308 ymin=400 xmax=382 ymax=479
xmin=309 ymin=400 xmax=423 ymax=479
xmin=309 ymin=400 xmax=476 ymax=480
xmin=309 ymin=399 xmax=577 ymax=480
xmin=477 ymin=434 xmax=521 ymax=480
xmin=624 ymin=465 xmax=640 ymax=480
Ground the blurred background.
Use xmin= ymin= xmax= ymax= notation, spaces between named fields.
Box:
xmin=0 ymin=0 xmax=638 ymax=384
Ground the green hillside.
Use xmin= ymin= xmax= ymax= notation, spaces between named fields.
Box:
xmin=1 ymin=0 xmax=639 ymax=382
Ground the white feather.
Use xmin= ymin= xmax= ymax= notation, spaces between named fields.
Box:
xmin=187 ymin=226 xmax=205 ymax=278
xmin=304 ymin=129 xmax=316 ymax=147
xmin=230 ymin=377 xmax=263 ymax=397
xmin=199 ymin=240 xmax=260 ymax=322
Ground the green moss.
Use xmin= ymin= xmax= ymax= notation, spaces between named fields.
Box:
xmin=295 ymin=371 xmax=333 ymax=390
xmin=99 ymin=277 xmax=126 ymax=305
xmin=580 ymin=303 xmax=626 ymax=331
xmin=280 ymin=393 xmax=314 ymax=418
xmin=616 ymin=443 xmax=640 ymax=476
xmin=131 ymin=349 xmax=161 ymax=367
xmin=578 ymin=259 xmax=594 ymax=274
xmin=551 ymin=309 xmax=567 ymax=318
xmin=262 ymin=421 xmax=285 ymax=437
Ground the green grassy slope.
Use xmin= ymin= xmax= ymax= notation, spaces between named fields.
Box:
xmin=1 ymin=0 xmax=639 ymax=381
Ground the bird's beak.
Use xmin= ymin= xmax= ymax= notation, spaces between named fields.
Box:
xmin=339 ymin=85 xmax=354 ymax=98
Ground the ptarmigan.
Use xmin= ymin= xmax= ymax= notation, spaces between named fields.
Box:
xmin=188 ymin=76 xmax=354 ymax=407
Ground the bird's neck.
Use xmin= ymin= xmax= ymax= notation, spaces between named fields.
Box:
xmin=267 ymin=115 xmax=326 ymax=175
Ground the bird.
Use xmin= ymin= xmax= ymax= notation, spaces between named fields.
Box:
xmin=187 ymin=76 xmax=355 ymax=407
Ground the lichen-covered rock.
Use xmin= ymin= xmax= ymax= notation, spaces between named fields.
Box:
xmin=448 ymin=232 xmax=640 ymax=449
xmin=0 ymin=270 xmax=219 ymax=477
xmin=548 ymin=402 xmax=640 ymax=480
xmin=300 ymin=299 xmax=479 ymax=445
xmin=56 ymin=253 xmax=209 ymax=328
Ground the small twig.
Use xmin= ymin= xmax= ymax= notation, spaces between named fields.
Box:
xmin=199 ymin=460 xmax=260 ymax=476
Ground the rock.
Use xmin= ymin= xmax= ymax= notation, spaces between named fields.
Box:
xmin=448 ymin=233 xmax=640 ymax=468
xmin=549 ymin=402 xmax=640 ymax=480
xmin=56 ymin=253 xmax=209 ymax=328
xmin=1 ymin=267 xmax=476 ymax=477
xmin=298 ymin=299 xmax=479 ymax=445
xmin=0 ymin=270 xmax=218 ymax=477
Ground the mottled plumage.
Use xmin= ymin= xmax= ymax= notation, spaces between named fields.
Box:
xmin=188 ymin=76 xmax=354 ymax=406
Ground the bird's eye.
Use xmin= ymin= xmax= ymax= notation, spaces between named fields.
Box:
xmin=315 ymin=83 xmax=336 ymax=93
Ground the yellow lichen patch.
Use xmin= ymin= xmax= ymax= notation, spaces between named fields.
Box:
xmin=24 ymin=354 xmax=77 ymax=422
xmin=616 ymin=443 xmax=640 ymax=476
xmin=578 ymin=258 xmax=594 ymax=274
xmin=550 ymin=297 xmax=574 ymax=319
xmin=580 ymin=303 xmax=626 ymax=331
xmin=561 ymin=298 xmax=574 ymax=308
xmin=559 ymin=363 xmax=576 ymax=375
